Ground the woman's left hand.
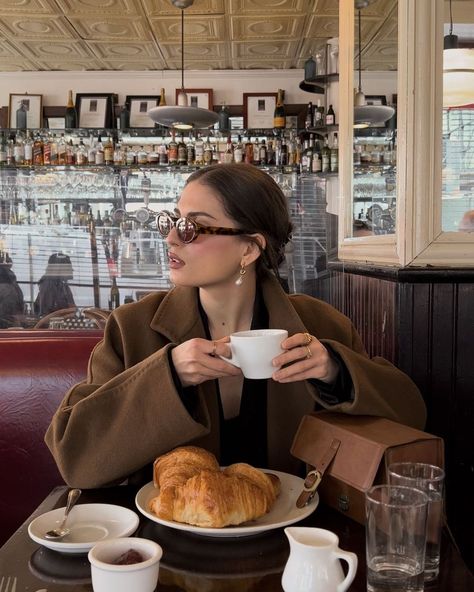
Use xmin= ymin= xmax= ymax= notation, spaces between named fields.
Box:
xmin=272 ymin=332 xmax=339 ymax=384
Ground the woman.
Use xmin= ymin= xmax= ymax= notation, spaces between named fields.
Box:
xmin=0 ymin=252 xmax=24 ymax=328
xmin=46 ymin=164 xmax=426 ymax=488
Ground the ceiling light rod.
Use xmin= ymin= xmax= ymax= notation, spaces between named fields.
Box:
xmin=444 ymin=0 xmax=458 ymax=49
xmin=147 ymin=0 xmax=218 ymax=130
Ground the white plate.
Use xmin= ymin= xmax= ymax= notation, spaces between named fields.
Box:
xmin=28 ymin=503 xmax=140 ymax=554
xmin=135 ymin=470 xmax=318 ymax=537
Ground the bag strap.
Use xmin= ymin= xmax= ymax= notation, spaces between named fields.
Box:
xmin=296 ymin=438 xmax=341 ymax=508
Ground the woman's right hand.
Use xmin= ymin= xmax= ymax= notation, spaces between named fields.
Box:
xmin=171 ymin=337 xmax=241 ymax=387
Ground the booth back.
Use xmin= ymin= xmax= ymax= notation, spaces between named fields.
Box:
xmin=0 ymin=331 xmax=102 ymax=546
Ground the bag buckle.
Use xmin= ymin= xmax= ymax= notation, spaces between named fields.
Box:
xmin=294 ymin=437 xmax=341 ymax=509
xmin=296 ymin=469 xmax=322 ymax=508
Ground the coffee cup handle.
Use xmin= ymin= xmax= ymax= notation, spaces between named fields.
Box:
xmin=219 ymin=346 xmax=240 ymax=369
xmin=334 ymin=549 xmax=358 ymax=592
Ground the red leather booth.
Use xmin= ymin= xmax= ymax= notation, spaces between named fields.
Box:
xmin=0 ymin=330 xmax=102 ymax=546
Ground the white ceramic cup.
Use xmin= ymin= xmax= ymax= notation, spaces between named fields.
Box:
xmin=88 ymin=537 xmax=163 ymax=592
xmin=223 ymin=329 xmax=288 ymax=379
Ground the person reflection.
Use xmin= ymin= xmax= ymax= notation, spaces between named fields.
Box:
xmin=0 ymin=251 xmax=24 ymax=328
xmin=34 ymin=252 xmax=76 ymax=317
xmin=46 ymin=164 xmax=426 ymax=489
xmin=458 ymin=210 xmax=474 ymax=233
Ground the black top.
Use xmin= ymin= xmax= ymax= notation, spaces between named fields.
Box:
xmin=171 ymin=287 xmax=353 ymax=468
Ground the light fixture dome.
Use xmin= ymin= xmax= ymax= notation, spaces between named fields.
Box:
xmin=148 ymin=0 xmax=218 ymax=130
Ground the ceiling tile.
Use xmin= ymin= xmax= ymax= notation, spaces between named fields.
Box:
xmin=0 ymin=0 xmax=59 ymax=16
xmin=160 ymin=41 xmax=226 ymax=60
xmin=230 ymin=0 xmax=309 ymax=14
xmin=0 ymin=15 xmax=76 ymax=39
xmin=230 ymin=15 xmax=306 ymax=40
xmin=87 ymin=40 xmax=162 ymax=59
xmin=0 ymin=57 xmax=41 ymax=71
xmin=231 ymin=40 xmax=299 ymax=59
xmin=142 ymin=0 xmax=225 ymax=17
xmin=13 ymin=39 xmax=96 ymax=60
xmin=100 ymin=58 xmax=168 ymax=70
xmin=150 ymin=14 xmax=226 ymax=42
xmin=54 ymin=0 xmax=144 ymax=16
xmin=67 ymin=16 xmax=152 ymax=41
xmin=35 ymin=58 xmax=105 ymax=70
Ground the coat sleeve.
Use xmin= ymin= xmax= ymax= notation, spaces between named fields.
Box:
xmin=45 ymin=315 xmax=210 ymax=489
xmin=292 ymin=295 xmax=427 ymax=430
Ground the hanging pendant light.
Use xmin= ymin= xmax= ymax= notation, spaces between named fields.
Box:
xmin=148 ymin=0 xmax=218 ymax=130
xmin=443 ymin=0 xmax=474 ymax=108
xmin=353 ymin=5 xmax=395 ymax=128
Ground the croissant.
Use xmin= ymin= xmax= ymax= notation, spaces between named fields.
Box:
xmin=149 ymin=446 xmax=280 ymax=528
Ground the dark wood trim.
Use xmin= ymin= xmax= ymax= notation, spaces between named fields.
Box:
xmin=328 ymin=261 xmax=474 ymax=283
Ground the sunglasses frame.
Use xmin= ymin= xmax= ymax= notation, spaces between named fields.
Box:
xmin=156 ymin=211 xmax=250 ymax=244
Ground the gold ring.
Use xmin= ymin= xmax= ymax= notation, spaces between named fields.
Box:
xmin=304 ymin=332 xmax=313 ymax=345
xmin=305 ymin=345 xmax=312 ymax=359
xmin=211 ymin=341 xmax=217 ymax=356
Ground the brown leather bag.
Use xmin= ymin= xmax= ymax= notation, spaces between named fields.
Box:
xmin=290 ymin=411 xmax=444 ymax=524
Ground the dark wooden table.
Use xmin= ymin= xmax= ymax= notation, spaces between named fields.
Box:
xmin=0 ymin=485 xmax=472 ymax=591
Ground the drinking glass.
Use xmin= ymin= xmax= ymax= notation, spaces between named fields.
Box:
xmin=388 ymin=462 xmax=445 ymax=581
xmin=365 ymin=485 xmax=428 ymax=592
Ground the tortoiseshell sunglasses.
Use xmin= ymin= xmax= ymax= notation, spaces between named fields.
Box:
xmin=156 ymin=211 xmax=250 ymax=244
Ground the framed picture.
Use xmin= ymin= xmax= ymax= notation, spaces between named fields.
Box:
xmin=9 ymin=93 xmax=42 ymax=128
xmin=365 ymin=95 xmax=387 ymax=106
xmin=126 ymin=95 xmax=161 ymax=128
xmin=175 ymin=88 xmax=213 ymax=110
xmin=76 ymin=93 xmax=115 ymax=128
xmin=45 ymin=116 xmax=66 ymax=130
xmin=243 ymin=92 xmax=277 ymax=129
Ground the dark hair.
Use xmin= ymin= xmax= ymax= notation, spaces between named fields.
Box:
xmin=186 ymin=164 xmax=293 ymax=278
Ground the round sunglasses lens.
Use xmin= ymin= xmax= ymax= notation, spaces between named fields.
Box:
xmin=158 ymin=215 xmax=172 ymax=236
xmin=177 ymin=218 xmax=196 ymax=243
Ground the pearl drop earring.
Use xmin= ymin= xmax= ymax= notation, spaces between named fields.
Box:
xmin=235 ymin=263 xmax=246 ymax=286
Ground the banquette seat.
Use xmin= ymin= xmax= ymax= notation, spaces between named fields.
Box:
xmin=0 ymin=330 xmax=103 ymax=546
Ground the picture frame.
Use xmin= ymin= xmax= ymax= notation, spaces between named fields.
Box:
xmin=175 ymin=88 xmax=213 ymax=110
xmin=243 ymin=92 xmax=277 ymax=129
xmin=125 ymin=95 xmax=161 ymax=128
xmin=75 ymin=93 xmax=116 ymax=128
xmin=365 ymin=95 xmax=387 ymax=106
xmin=45 ymin=116 xmax=66 ymax=130
xmin=8 ymin=93 xmax=43 ymax=129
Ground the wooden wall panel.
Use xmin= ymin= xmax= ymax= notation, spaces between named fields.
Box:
xmin=316 ymin=269 xmax=473 ymax=571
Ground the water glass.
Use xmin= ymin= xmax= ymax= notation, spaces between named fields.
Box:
xmin=365 ymin=485 xmax=428 ymax=592
xmin=388 ymin=462 xmax=445 ymax=581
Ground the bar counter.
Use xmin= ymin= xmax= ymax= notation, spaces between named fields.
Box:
xmin=0 ymin=485 xmax=472 ymax=591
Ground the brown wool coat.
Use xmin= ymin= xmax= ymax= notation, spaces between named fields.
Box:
xmin=45 ymin=274 xmax=426 ymax=488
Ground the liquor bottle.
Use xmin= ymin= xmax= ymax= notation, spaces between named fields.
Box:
xmin=244 ymin=136 xmax=254 ymax=164
xmin=177 ymin=135 xmax=187 ymax=165
xmin=95 ymin=135 xmax=105 ymax=165
xmin=234 ymin=135 xmax=243 ymax=163
xmin=186 ymin=139 xmax=195 ymax=165
xmin=223 ymin=135 xmax=234 ymax=164
xmin=266 ymin=138 xmax=275 ymax=165
xmin=194 ymin=133 xmax=204 ymax=165
xmin=305 ymin=101 xmax=314 ymax=130
xmin=42 ymin=135 xmax=51 ymax=165
xmin=325 ymin=104 xmax=336 ymax=126
xmin=109 ymin=277 xmax=120 ymax=310
xmin=104 ymin=135 xmax=114 ymax=165
xmin=33 ymin=134 xmax=44 ymax=166
xmin=273 ymin=89 xmax=286 ymax=129
xmin=113 ymin=142 xmax=124 ymax=165
xmin=76 ymin=138 xmax=88 ymax=165
xmin=65 ymin=139 xmax=75 ymax=165
xmin=49 ymin=134 xmax=58 ymax=165
xmin=301 ymin=139 xmax=312 ymax=173
xmin=6 ymin=135 xmax=15 ymax=165
xmin=321 ymin=137 xmax=331 ymax=172
xmin=158 ymin=142 xmax=168 ymax=165
xmin=218 ymin=103 xmax=230 ymax=132
xmin=159 ymin=88 xmax=167 ymax=106
xmin=65 ymin=90 xmax=77 ymax=128
xmin=13 ymin=133 xmax=25 ymax=165
xmin=203 ymin=136 xmax=213 ymax=165
xmin=314 ymin=105 xmax=324 ymax=128
xmin=312 ymin=139 xmax=322 ymax=173
xmin=280 ymin=137 xmax=288 ymax=166
xmin=119 ymin=102 xmax=130 ymax=130
xmin=258 ymin=138 xmax=267 ymax=164
xmin=0 ymin=133 xmax=7 ymax=166
xmin=57 ymin=133 xmax=67 ymax=165
xmin=16 ymin=100 xmax=27 ymax=130
xmin=168 ymin=132 xmax=178 ymax=165
xmin=330 ymin=133 xmax=339 ymax=173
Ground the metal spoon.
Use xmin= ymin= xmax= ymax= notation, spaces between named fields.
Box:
xmin=44 ymin=488 xmax=81 ymax=539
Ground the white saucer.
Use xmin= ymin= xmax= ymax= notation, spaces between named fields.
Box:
xmin=28 ymin=503 xmax=140 ymax=554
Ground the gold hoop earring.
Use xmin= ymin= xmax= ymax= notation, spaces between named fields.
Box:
xmin=235 ymin=263 xmax=246 ymax=286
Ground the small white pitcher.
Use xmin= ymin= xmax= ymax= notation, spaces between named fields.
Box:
xmin=281 ymin=527 xmax=358 ymax=592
